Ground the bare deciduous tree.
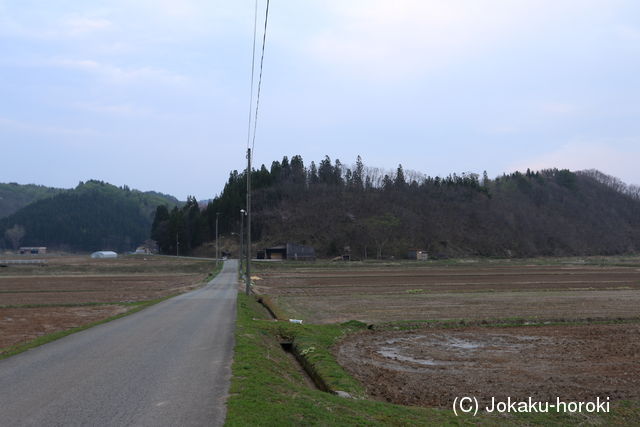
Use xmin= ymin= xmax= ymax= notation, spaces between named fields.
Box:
xmin=363 ymin=213 xmax=401 ymax=259
xmin=5 ymin=224 xmax=26 ymax=250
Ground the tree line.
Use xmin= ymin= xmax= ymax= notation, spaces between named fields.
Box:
xmin=151 ymin=155 xmax=640 ymax=258
xmin=0 ymin=180 xmax=178 ymax=252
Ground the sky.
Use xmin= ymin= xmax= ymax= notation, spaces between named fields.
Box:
xmin=1 ymin=0 xmax=639 ymax=200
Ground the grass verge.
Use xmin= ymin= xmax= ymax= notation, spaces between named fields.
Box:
xmin=369 ymin=316 xmax=640 ymax=331
xmin=226 ymin=293 xmax=444 ymax=426
xmin=226 ymin=293 xmax=639 ymax=426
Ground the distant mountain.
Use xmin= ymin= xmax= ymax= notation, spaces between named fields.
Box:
xmin=0 ymin=183 xmax=65 ymax=219
xmin=0 ymin=180 xmax=180 ymax=252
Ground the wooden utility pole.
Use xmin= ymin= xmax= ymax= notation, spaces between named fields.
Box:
xmin=240 ymin=209 xmax=245 ymax=275
xmin=245 ymin=148 xmax=252 ymax=295
xmin=215 ymin=212 xmax=221 ymax=266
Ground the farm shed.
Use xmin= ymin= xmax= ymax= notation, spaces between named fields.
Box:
xmin=407 ymin=249 xmax=428 ymax=261
xmin=265 ymin=245 xmax=286 ymax=260
xmin=91 ymin=251 xmax=118 ymax=259
xmin=265 ymin=243 xmax=315 ymax=261
xmin=19 ymin=247 xmax=47 ymax=255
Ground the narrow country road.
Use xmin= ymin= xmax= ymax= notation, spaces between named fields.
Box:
xmin=0 ymin=259 xmax=239 ymax=427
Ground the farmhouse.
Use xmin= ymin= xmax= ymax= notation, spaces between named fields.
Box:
xmin=260 ymin=243 xmax=315 ymax=261
xmin=91 ymin=251 xmax=118 ymax=259
xmin=407 ymin=249 xmax=428 ymax=261
xmin=19 ymin=247 xmax=47 ymax=255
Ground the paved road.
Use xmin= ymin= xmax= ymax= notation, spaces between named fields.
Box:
xmin=0 ymin=260 xmax=238 ymax=426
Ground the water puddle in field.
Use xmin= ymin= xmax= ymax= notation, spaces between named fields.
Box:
xmin=373 ymin=334 xmax=540 ymax=367
xmin=443 ymin=336 xmax=483 ymax=350
xmin=377 ymin=347 xmax=448 ymax=366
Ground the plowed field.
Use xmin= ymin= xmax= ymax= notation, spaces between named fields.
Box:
xmin=256 ymin=261 xmax=640 ymax=410
xmin=0 ymin=255 xmax=214 ymax=353
xmin=255 ymin=265 xmax=640 ymax=323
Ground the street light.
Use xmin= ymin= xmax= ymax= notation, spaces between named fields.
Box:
xmin=215 ymin=212 xmax=221 ymax=266
xmin=240 ymin=209 xmax=246 ymax=276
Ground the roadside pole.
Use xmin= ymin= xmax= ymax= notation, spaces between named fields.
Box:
xmin=245 ymin=149 xmax=252 ymax=295
xmin=216 ymin=212 xmax=220 ymax=266
xmin=240 ymin=209 xmax=245 ymax=278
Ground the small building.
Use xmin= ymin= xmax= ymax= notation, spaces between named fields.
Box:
xmin=19 ymin=247 xmax=47 ymax=255
xmin=134 ymin=246 xmax=151 ymax=255
xmin=264 ymin=243 xmax=315 ymax=261
xmin=407 ymin=249 xmax=428 ymax=261
xmin=265 ymin=245 xmax=287 ymax=260
xmin=91 ymin=251 xmax=118 ymax=259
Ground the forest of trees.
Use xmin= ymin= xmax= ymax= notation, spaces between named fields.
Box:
xmin=151 ymin=155 xmax=640 ymax=259
xmin=3 ymin=158 xmax=639 ymax=258
xmin=0 ymin=183 xmax=64 ymax=218
xmin=0 ymin=180 xmax=179 ymax=252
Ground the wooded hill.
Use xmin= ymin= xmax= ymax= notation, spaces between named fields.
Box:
xmin=0 ymin=180 xmax=179 ymax=252
xmin=153 ymin=155 xmax=640 ymax=259
xmin=0 ymin=183 xmax=65 ymax=219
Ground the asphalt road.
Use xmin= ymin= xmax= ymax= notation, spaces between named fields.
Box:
xmin=0 ymin=259 xmax=238 ymax=427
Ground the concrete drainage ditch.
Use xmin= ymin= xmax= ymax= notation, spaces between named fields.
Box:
xmin=256 ymin=295 xmax=352 ymax=398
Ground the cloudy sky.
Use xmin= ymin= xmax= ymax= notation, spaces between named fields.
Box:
xmin=2 ymin=1 xmax=639 ymax=200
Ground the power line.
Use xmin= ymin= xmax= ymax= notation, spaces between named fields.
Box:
xmin=244 ymin=0 xmax=269 ymax=296
xmin=246 ymin=0 xmax=258 ymax=150
xmin=250 ymin=0 xmax=270 ymax=154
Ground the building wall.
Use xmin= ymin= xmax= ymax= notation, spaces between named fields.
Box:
xmin=286 ymin=243 xmax=315 ymax=260
xmin=19 ymin=247 xmax=47 ymax=255
xmin=407 ymin=249 xmax=428 ymax=260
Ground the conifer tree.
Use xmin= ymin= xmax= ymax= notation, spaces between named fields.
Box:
xmin=395 ymin=164 xmax=406 ymax=189
xmin=352 ymin=155 xmax=364 ymax=190
xmin=308 ymin=161 xmax=319 ymax=185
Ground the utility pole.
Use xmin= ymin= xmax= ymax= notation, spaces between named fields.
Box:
xmin=240 ymin=209 xmax=246 ymax=276
xmin=245 ymin=148 xmax=252 ymax=295
xmin=215 ymin=212 xmax=221 ymax=266
xmin=176 ymin=232 xmax=179 ymax=257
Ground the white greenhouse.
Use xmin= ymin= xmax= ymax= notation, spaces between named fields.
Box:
xmin=90 ymin=251 xmax=118 ymax=259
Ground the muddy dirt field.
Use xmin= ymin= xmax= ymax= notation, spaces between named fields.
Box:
xmin=0 ymin=274 xmax=204 ymax=305
xmin=0 ymin=254 xmax=214 ymax=276
xmin=274 ymin=290 xmax=640 ymax=323
xmin=336 ymin=323 xmax=640 ymax=408
xmin=0 ymin=305 xmax=128 ymax=349
xmin=257 ymin=265 xmax=640 ymax=295
xmin=0 ymin=255 xmax=213 ymax=352
xmin=255 ymin=265 xmax=640 ymax=323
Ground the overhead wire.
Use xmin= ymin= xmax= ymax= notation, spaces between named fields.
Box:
xmin=244 ymin=0 xmax=269 ymax=296
xmin=250 ymin=0 xmax=270 ymax=155
xmin=246 ymin=0 xmax=258 ymax=151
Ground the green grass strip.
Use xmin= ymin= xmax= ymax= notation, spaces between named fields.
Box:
xmin=370 ymin=316 xmax=640 ymax=332
xmin=227 ymin=294 xmax=471 ymax=425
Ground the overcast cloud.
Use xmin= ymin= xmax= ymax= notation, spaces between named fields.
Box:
xmin=1 ymin=1 xmax=639 ymax=199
